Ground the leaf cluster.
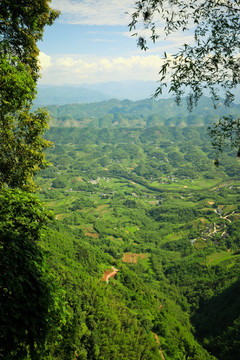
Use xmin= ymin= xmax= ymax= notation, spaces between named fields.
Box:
xmin=0 ymin=1 xmax=59 ymax=191
xmin=0 ymin=189 xmax=66 ymax=360
xmin=129 ymin=0 xmax=240 ymax=108
xmin=0 ymin=0 xmax=59 ymax=77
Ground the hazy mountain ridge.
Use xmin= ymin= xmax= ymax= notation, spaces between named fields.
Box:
xmin=36 ymin=81 xmax=240 ymax=105
xmin=81 ymin=80 xmax=158 ymax=100
xmin=36 ymin=81 xmax=160 ymax=105
xmin=45 ymin=96 xmax=240 ymax=128
xmin=35 ymin=85 xmax=110 ymax=105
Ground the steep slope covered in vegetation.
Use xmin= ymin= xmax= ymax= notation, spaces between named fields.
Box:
xmin=34 ymin=121 xmax=240 ymax=359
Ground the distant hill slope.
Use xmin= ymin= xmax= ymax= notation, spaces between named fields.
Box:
xmin=35 ymin=85 xmax=111 ymax=105
xmin=45 ymin=97 xmax=240 ymax=128
xmin=35 ymin=81 xmax=161 ymax=104
xmin=36 ymin=81 xmax=240 ymax=103
xmin=81 ymin=80 xmax=159 ymax=100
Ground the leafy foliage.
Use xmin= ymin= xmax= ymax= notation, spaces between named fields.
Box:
xmin=129 ymin=0 xmax=240 ymax=106
xmin=0 ymin=189 xmax=67 ymax=360
xmin=0 ymin=2 xmax=67 ymax=359
xmin=0 ymin=1 xmax=59 ymax=190
xmin=0 ymin=108 xmax=52 ymax=190
xmin=0 ymin=0 xmax=59 ymax=77
xmin=129 ymin=0 xmax=240 ymax=157
xmin=208 ymin=116 xmax=240 ymax=161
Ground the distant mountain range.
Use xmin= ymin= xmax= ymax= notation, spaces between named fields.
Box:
xmin=81 ymin=81 xmax=158 ymax=100
xmin=45 ymin=96 xmax=240 ymax=128
xmin=36 ymin=81 xmax=240 ymax=106
xmin=35 ymin=85 xmax=110 ymax=105
xmin=35 ymin=81 xmax=167 ymax=105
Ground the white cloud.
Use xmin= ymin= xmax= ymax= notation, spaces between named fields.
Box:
xmin=38 ymin=52 xmax=52 ymax=69
xmin=57 ymin=56 xmax=77 ymax=67
xmin=39 ymin=54 xmax=164 ymax=84
xmin=51 ymin=0 xmax=134 ymax=26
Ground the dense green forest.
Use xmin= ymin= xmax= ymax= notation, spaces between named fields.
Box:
xmin=31 ymin=109 xmax=240 ymax=359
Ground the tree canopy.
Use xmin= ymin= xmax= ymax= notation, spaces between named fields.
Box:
xmin=0 ymin=0 xmax=59 ymax=77
xmin=0 ymin=2 xmax=66 ymax=359
xmin=0 ymin=0 xmax=59 ymax=190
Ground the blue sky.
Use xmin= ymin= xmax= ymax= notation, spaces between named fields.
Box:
xmin=37 ymin=0 xmax=193 ymax=85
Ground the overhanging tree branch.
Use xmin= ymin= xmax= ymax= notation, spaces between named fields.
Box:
xmin=129 ymin=0 xmax=240 ymax=158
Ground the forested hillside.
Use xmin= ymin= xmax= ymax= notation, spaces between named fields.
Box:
xmin=45 ymin=97 xmax=240 ymax=128
xmin=34 ymin=120 xmax=240 ymax=359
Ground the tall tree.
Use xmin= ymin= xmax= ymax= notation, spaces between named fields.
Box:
xmin=0 ymin=0 xmax=59 ymax=190
xmin=0 ymin=2 xmax=68 ymax=359
xmin=129 ymin=0 xmax=240 ymax=156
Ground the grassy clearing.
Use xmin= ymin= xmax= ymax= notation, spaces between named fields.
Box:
xmin=125 ymin=226 xmax=139 ymax=233
xmin=122 ymin=252 xmax=148 ymax=263
xmin=162 ymin=232 xmax=183 ymax=243
xmin=206 ymin=251 xmax=236 ymax=266
xmin=55 ymin=213 xmax=71 ymax=220
xmin=150 ymin=178 xmax=221 ymax=191
xmin=194 ymin=239 xmax=208 ymax=250
xmin=223 ymin=204 xmax=238 ymax=214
